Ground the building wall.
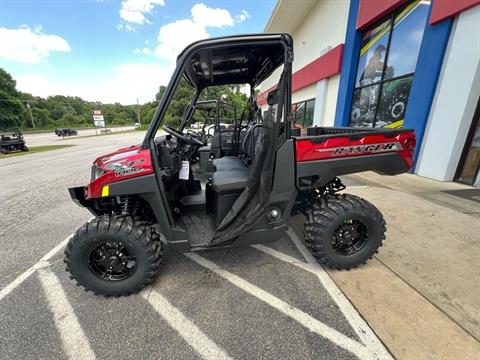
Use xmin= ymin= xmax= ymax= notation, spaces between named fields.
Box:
xmin=324 ymin=75 xmax=340 ymax=126
xmin=416 ymin=5 xmax=480 ymax=181
xmin=259 ymin=0 xmax=350 ymax=125
xmin=291 ymin=1 xmax=349 ymax=71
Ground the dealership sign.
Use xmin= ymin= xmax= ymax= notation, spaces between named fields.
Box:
xmin=92 ymin=110 xmax=105 ymax=127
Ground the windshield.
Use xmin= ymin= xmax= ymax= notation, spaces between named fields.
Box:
xmin=154 ymin=77 xmax=248 ymax=137
xmin=161 ymin=75 xmax=196 ymax=130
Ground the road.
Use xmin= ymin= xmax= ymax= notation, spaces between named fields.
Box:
xmin=23 ymin=126 xmax=135 ymax=146
xmin=0 ymin=132 xmax=390 ymax=360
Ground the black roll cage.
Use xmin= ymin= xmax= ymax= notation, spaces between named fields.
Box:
xmin=182 ymin=99 xmax=238 ymax=134
xmin=142 ymin=33 xmax=293 ymax=149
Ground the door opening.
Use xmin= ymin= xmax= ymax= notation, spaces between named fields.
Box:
xmin=455 ymin=97 xmax=480 ymax=186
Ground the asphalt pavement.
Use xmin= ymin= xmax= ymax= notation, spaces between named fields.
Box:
xmin=0 ymin=131 xmax=390 ymax=360
xmin=23 ymin=126 xmax=134 ymax=146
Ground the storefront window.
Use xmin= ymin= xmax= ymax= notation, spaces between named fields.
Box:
xmin=386 ymin=3 xmax=430 ymax=80
xmin=349 ymin=0 xmax=429 ymax=128
xmin=355 ymin=19 xmax=391 ymax=88
xmin=350 ymin=85 xmax=379 ymax=127
xmin=305 ymin=99 xmax=315 ymax=127
xmin=292 ymin=99 xmax=315 ymax=128
xmin=375 ymin=77 xmax=413 ymax=127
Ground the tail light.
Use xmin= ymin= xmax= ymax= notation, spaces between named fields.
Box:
xmin=404 ymin=137 xmax=416 ymax=154
xmin=399 ymin=133 xmax=416 ymax=169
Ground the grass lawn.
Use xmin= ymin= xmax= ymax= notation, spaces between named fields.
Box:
xmin=0 ymin=145 xmax=75 ymax=158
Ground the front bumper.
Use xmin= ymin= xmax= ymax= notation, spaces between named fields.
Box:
xmin=68 ymin=186 xmax=97 ymax=214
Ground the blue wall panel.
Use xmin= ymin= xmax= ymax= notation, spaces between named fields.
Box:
xmin=334 ymin=0 xmax=361 ymax=127
xmin=403 ymin=7 xmax=453 ymax=169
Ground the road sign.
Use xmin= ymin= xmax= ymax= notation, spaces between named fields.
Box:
xmin=94 ymin=119 xmax=105 ymax=127
xmin=92 ymin=110 xmax=105 ymax=128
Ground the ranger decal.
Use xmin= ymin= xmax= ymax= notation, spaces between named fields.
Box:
xmin=315 ymin=142 xmax=402 ymax=156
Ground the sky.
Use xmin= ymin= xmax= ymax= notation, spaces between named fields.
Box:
xmin=0 ymin=0 xmax=275 ymax=104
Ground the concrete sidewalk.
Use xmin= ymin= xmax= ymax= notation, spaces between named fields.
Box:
xmin=342 ymin=173 xmax=479 ymax=358
xmin=297 ymin=172 xmax=480 ymax=359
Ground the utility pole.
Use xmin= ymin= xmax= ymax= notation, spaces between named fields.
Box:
xmin=26 ymin=101 xmax=35 ymax=130
xmin=136 ymin=98 xmax=141 ymax=126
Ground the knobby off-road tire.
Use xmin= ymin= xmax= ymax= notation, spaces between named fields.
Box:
xmin=304 ymin=194 xmax=386 ymax=270
xmin=64 ymin=215 xmax=163 ymax=297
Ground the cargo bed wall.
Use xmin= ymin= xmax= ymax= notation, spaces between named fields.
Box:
xmin=293 ymin=128 xmax=416 ymax=190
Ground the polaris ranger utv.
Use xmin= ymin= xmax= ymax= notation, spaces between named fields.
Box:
xmin=0 ymin=129 xmax=28 ymax=154
xmin=65 ymin=34 xmax=416 ymax=297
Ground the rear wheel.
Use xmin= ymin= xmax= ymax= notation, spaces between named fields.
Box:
xmin=304 ymin=194 xmax=385 ymax=270
xmin=64 ymin=215 xmax=163 ymax=297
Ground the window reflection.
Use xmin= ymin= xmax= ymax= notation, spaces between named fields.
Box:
xmin=292 ymin=99 xmax=315 ymax=128
xmin=355 ymin=19 xmax=391 ymax=87
xmin=385 ymin=1 xmax=430 ymax=80
xmin=350 ymin=86 xmax=379 ymax=127
xmin=375 ymin=77 xmax=413 ymax=127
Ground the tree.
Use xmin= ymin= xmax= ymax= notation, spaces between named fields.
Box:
xmin=0 ymin=67 xmax=249 ymax=131
xmin=0 ymin=68 xmax=18 ymax=96
xmin=32 ymin=108 xmax=52 ymax=128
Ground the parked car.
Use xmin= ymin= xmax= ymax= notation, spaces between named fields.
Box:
xmin=55 ymin=128 xmax=78 ymax=137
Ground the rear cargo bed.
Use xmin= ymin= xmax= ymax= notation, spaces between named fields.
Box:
xmin=292 ymin=127 xmax=416 ymax=189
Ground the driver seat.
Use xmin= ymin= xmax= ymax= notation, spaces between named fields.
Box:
xmin=210 ymin=124 xmax=263 ymax=194
xmin=212 ymin=123 xmax=262 ymax=171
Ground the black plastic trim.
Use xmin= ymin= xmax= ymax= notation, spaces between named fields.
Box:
xmin=296 ymin=127 xmax=414 ymax=143
xmin=296 ymin=152 xmax=409 ymax=188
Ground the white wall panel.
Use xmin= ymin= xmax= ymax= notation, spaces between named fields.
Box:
xmin=416 ymin=6 xmax=480 ymax=181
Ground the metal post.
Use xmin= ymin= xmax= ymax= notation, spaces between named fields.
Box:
xmin=26 ymin=101 xmax=35 ymax=130
xmin=136 ymin=98 xmax=141 ymax=126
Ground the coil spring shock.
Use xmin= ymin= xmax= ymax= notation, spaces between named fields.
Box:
xmin=121 ymin=197 xmax=138 ymax=215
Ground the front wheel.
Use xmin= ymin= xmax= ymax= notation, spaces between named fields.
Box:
xmin=64 ymin=215 xmax=163 ymax=297
xmin=304 ymin=194 xmax=385 ymax=270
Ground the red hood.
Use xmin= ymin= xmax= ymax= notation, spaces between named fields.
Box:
xmin=86 ymin=144 xmax=154 ymax=199
xmin=94 ymin=144 xmax=142 ymax=169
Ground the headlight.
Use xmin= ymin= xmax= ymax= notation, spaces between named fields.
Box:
xmin=91 ymin=165 xmax=105 ymax=181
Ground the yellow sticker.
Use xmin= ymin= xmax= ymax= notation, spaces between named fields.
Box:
xmin=384 ymin=120 xmax=404 ymax=128
xmin=101 ymin=185 xmax=110 ymax=197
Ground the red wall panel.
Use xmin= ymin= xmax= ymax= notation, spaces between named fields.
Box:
xmin=356 ymin=0 xmax=408 ymax=29
xmin=292 ymin=44 xmax=344 ymax=92
xmin=430 ymin=0 xmax=480 ymax=24
xmin=257 ymin=44 xmax=344 ymax=106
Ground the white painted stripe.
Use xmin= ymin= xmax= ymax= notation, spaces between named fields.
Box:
xmin=184 ymin=252 xmax=371 ymax=360
xmin=285 ymin=228 xmax=393 ymax=360
xmin=142 ymin=288 xmax=233 ymax=360
xmin=0 ymin=235 xmax=71 ymax=302
xmin=37 ymin=268 xmax=95 ymax=360
xmin=346 ymin=185 xmax=368 ymax=189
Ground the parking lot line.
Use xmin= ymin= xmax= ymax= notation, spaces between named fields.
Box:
xmin=253 ymin=240 xmax=393 ymax=360
xmin=37 ymin=268 xmax=95 ymax=360
xmin=184 ymin=252 xmax=371 ymax=360
xmin=0 ymin=235 xmax=71 ymax=302
xmin=142 ymin=288 xmax=233 ymax=360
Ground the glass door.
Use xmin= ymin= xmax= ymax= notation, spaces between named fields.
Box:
xmin=456 ymin=101 xmax=480 ymax=186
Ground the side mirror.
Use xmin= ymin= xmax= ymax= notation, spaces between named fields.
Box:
xmin=267 ymin=89 xmax=279 ymax=106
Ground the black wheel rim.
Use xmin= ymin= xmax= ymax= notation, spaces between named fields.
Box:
xmin=332 ymin=219 xmax=369 ymax=256
xmin=87 ymin=242 xmax=136 ymax=281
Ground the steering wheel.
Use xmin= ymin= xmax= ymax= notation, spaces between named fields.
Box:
xmin=162 ymin=125 xmax=204 ymax=146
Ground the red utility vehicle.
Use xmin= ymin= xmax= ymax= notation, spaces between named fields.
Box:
xmin=65 ymin=34 xmax=415 ymax=296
